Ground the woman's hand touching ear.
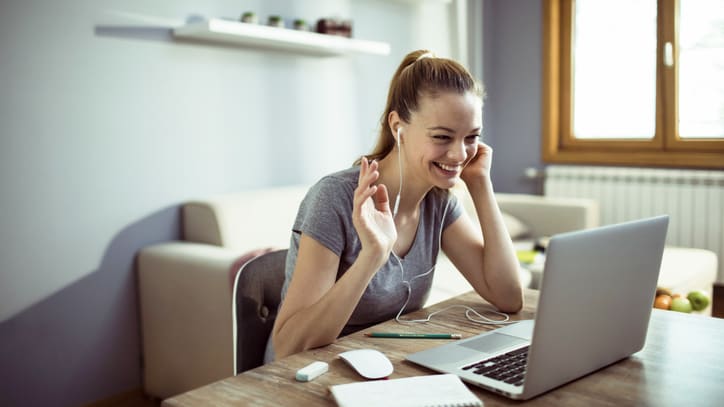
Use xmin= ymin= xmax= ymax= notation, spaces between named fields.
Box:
xmin=461 ymin=141 xmax=493 ymax=185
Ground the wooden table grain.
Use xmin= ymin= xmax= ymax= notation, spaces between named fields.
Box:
xmin=162 ymin=289 xmax=724 ymax=406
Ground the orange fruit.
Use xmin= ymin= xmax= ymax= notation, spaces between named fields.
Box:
xmin=654 ymin=294 xmax=672 ymax=310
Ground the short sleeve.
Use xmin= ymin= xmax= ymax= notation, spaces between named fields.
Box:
xmin=293 ymin=175 xmax=355 ymax=256
xmin=442 ymin=190 xmax=465 ymax=229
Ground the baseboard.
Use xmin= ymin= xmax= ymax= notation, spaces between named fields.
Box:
xmin=82 ymin=388 xmax=160 ymax=407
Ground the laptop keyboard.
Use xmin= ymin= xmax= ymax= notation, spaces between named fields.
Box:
xmin=461 ymin=346 xmax=529 ymax=387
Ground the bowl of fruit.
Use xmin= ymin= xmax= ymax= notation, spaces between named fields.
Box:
xmin=653 ymin=287 xmax=711 ymax=313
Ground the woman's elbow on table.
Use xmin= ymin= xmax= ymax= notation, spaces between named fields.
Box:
xmin=271 ymin=326 xmax=337 ymax=360
xmin=498 ymin=296 xmax=524 ymax=314
xmin=498 ymin=289 xmax=524 ymax=313
xmin=484 ymin=286 xmax=524 ymax=314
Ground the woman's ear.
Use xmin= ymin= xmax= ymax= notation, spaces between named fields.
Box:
xmin=387 ymin=110 xmax=402 ymax=143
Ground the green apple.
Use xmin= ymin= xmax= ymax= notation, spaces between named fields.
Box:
xmin=670 ymin=297 xmax=693 ymax=313
xmin=686 ymin=290 xmax=710 ymax=311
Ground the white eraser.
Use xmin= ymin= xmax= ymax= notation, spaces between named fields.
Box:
xmin=295 ymin=361 xmax=329 ymax=382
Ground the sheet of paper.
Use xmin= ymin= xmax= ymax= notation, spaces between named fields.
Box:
xmin=329 ymin=374 xmax=483 ymax=407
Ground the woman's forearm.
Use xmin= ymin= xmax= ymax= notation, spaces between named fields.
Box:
xmin=272 ymin=249 xmax=386 ymax=359
xmin=466 ymin=179 xmax=524 ymax=312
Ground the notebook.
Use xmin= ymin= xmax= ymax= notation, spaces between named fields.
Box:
xmin=329 ymin=374 xmax=482 ymax=407
xmin=406 ymin=216 xmax=669 ymax=400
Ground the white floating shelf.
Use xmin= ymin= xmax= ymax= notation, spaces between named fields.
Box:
xmin=173 ymin=18 xmax=391 ymax=57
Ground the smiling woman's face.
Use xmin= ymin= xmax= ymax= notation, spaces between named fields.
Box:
xmin=401 ymin=90 xmax=482 ymax=190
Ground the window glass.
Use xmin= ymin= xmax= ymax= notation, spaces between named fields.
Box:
xmin=572 ymin=0 xmax=657 ymax=139
xmin=678 ymin=0 xmax=724 ymax=139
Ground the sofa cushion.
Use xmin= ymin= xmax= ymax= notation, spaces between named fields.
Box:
xmin=502 ymin=212 xmax=530 ymax=240
xmin=183 ymin=185 xmax=309 ymax=251
xmin=452 ymin=185 xmax=531 ymax=240
xmin=657 ymin=247 xmax=718 ymax=297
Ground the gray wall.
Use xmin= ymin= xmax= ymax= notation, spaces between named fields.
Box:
xmin=483 ymin=0 xmax=543 ymax=195
xmin=0 ymin=0 xmax=482 ymax=406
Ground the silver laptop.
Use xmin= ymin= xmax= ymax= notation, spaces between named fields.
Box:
xmin=406 ymin=215 xmax=669 ymax=400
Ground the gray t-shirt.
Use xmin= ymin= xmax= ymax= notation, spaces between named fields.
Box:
xmin=287 ymin=166 xmax=462 ymax=330
xmin=265 ymin=166 xmax=463 ymax=362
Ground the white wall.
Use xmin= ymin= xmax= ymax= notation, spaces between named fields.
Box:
xmin=0 ymin=0 xmax=457 ymax=405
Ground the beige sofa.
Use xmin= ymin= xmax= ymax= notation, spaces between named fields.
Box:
xmin=137 ymin=185 xmax=717 ymax=399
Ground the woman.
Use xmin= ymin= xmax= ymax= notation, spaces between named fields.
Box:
xmin=268 ymin=50 xmax=523 ymax=361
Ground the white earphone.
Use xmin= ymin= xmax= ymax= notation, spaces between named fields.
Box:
xmin=393 ymin=127 xmax=403 ymax=218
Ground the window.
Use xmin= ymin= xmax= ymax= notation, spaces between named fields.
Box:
xmin=543 ymin=0 xmax=724 ymax=168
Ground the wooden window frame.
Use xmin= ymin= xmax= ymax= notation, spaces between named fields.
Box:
xmin=543 ymin=0 xmax=724 ymax=169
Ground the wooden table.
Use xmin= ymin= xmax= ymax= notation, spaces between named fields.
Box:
xmin=163 ymin=289 xmax=724 ymax=406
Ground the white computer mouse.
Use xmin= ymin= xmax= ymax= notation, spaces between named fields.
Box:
xmin=338 ymin=349 xmax=394 ymax=379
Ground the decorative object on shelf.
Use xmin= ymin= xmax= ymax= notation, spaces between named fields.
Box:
xmin=240 ymin=11 xmax=258 ymax=24
xmin=316 ymin=18 xmax=352 ymax=38
xmin=267 ymin=15 xmax=284 ymax=28
xmin=293 ymin=19 xmax=309 ymax=31
xmin=341 ymin=20 xmax=352 ymax=37
xmin=172 ymin=18 xmax=390 ymax=56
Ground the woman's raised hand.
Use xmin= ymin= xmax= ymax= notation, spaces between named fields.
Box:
xmin=353 ymin=158 xmax=397 ymax=260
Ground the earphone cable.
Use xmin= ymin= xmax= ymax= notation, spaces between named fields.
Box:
xmin=391 ymin=197 xmax=514 ymax=326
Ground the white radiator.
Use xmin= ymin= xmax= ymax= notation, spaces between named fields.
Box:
xmin=544 ymin=165 xmax=724 ymax=281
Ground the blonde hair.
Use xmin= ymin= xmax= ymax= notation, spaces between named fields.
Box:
xmin=355 ymin=50 xmax=484 ymax=165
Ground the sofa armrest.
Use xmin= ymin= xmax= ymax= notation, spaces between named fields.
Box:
xmin=495 ymin=193 xmax=600 ymax=238
xmin=137 ymin=242 xmax=239 ymax=399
